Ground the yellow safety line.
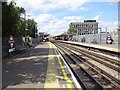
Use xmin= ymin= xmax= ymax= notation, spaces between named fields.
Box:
xmin=51 ymin=43 xmax=73 ymax=88
xmin=44 ymin=43 xmax=59 ymax=88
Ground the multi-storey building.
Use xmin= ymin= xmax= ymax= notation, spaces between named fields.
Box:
xmin=69 ymin=20 xmax=98 ymax=35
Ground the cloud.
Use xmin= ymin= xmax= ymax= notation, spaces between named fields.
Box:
xmin=99 ymin=21 xmax=118 ymax=32
xmin=92 ymin=15 xmax=118 ymax=32
xmin=11 ymin=0 xmax=88 ymax=13
xmin=63 ymin=16 xmax=84 ymax=23
xmin=8 ymin=0 xmax=119 ymax=13
xmin=92 ymin=15 xmax=100 ymax=21
xmin=35 ymin=14 xmax=85 ymax=35
xmin=7 ymin=0 xmax=118 ymax=35
xmin=35 ymin=14 xmax=118 ymax=35
xmin=35 ymin=14 xmax=56 ymax=23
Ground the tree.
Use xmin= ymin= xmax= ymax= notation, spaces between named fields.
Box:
xmin=2 ymin=1 xmax=38 ymax=38
xmin=68 ymin=27 xmax=77 ymax=35
xmin=26 ymin=19 xmax=37 ymax=38
xmin=2 ymin=1 xmax=25 ymax=37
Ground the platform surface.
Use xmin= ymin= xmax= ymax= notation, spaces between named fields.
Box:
xmin=3 ymin=42 xmax=76 ymax=89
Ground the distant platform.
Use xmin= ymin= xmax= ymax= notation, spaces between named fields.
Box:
xmin=58 ymin=40 xmax=119 ymax=53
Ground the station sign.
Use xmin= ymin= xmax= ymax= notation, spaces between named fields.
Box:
xmin=106 ymin=33 xmax=113 ymax=44
xmin=10 ymin=35 xmax=14 ymax=40
xmin=9 ymin=35 xmax=15 ymax=48
xmin=10 ymin=43 xmax=14 ymax=48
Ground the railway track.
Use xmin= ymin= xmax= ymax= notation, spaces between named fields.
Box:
xmin=59 ymin=42 xmax=120 ymax=73
xmin=60 ymin=41 xmax=120 ymax=66
xmin=56 ymin=41 xmax=120 ymax=72
xmin=52 ymin=41 xmax=120 ymax=90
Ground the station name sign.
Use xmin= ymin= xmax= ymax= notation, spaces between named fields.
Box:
xmin=9 ymin=35 xmax=15 ymax=48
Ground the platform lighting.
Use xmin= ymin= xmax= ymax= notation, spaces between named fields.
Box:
xmin=98 ymin=28 xmax=102 ymax=44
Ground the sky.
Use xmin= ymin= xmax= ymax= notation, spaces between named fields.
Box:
xmin=8 ymin=0 xmax=119 ymax=36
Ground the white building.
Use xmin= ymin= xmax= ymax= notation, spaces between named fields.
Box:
xmin=69 ymin=20 xmax=98 ymax=35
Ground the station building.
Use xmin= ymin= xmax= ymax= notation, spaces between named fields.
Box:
xmin=69 ymin=20 xmax=98 ymax=35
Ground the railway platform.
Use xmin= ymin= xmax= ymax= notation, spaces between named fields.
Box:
xmin=58 ymin=40 xmax=119 ymax=53
xmin=3 ymin=42 xmax=79 ymax=89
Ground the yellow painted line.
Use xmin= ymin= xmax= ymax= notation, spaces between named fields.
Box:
xmin=51 ymin=43 xmax=73 ymax=88
xmin=44 ymin=43 xmax=59 ymax=88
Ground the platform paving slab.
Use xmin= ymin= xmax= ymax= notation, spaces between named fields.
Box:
xmin=2 ymin=42 xmax=76 ymax=89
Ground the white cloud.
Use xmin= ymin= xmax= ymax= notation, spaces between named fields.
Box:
xmin=92 ymin=15 xmax=100 ymax=21
xmin=35 ymin=14 xmax=118 ymax=35
xmin=35 ymin=14 xmax=85 ymax=35
xmin=7 ymin=0 xmax=118 ymax=35
xmin=35 ymin=14 xmax=56 ymax=23
xmin=11 ymin=0 xmax=88 ymax=13
xmin=99 ymin=21 xmax=118 ymax=32
xmin=64 ymin=16 xmax=84 ymax=21
xmin=8 ymin=0 xmax=119 ymax=13
xmin=92 ymin=15 xmax=118 ymax=32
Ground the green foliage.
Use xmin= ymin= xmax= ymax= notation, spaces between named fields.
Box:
xmin=2 ymin=1 xmax=25 ymax=37
xmin=68 ymin=27 xmax=77 ymax=35
xmin=2 ymin=1 xmax=37 ymax=38
xmin=26 ymin=19 xmax=37 ymax=38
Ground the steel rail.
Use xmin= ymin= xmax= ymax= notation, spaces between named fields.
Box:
xmin=53 ymin=41 xmax=120 ymax=89
xmin=55 ymin=43 xmax=104 ymax=90
xmin=57 ymin=41 xmax=120 ymax=66
xmin=61 ymin=43 xmax=120 ymax=72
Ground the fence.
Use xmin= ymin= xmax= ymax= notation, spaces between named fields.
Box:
xmin=2 ymin=36 xmax=42 ymax=58
xmin=72 ymin=31 xmax=119 ymax=45
xmin=2 ymin=36 xmax=25 ymax=58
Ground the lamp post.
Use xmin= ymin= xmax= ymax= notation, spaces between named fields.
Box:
xmin=37 ymin=28 xmax=40 ymax=43
xmin=105 ymin=28 xmax=108 ymax=44
xmin=23 ymin=11 xmax=31 ymax=49
xmin=98 ymin=28 xmax=102 ymax=44
xmin=22 ymin=11 xmax=27 ymax=48
xmin=77 ymin=28 xmax=79 ymax=42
